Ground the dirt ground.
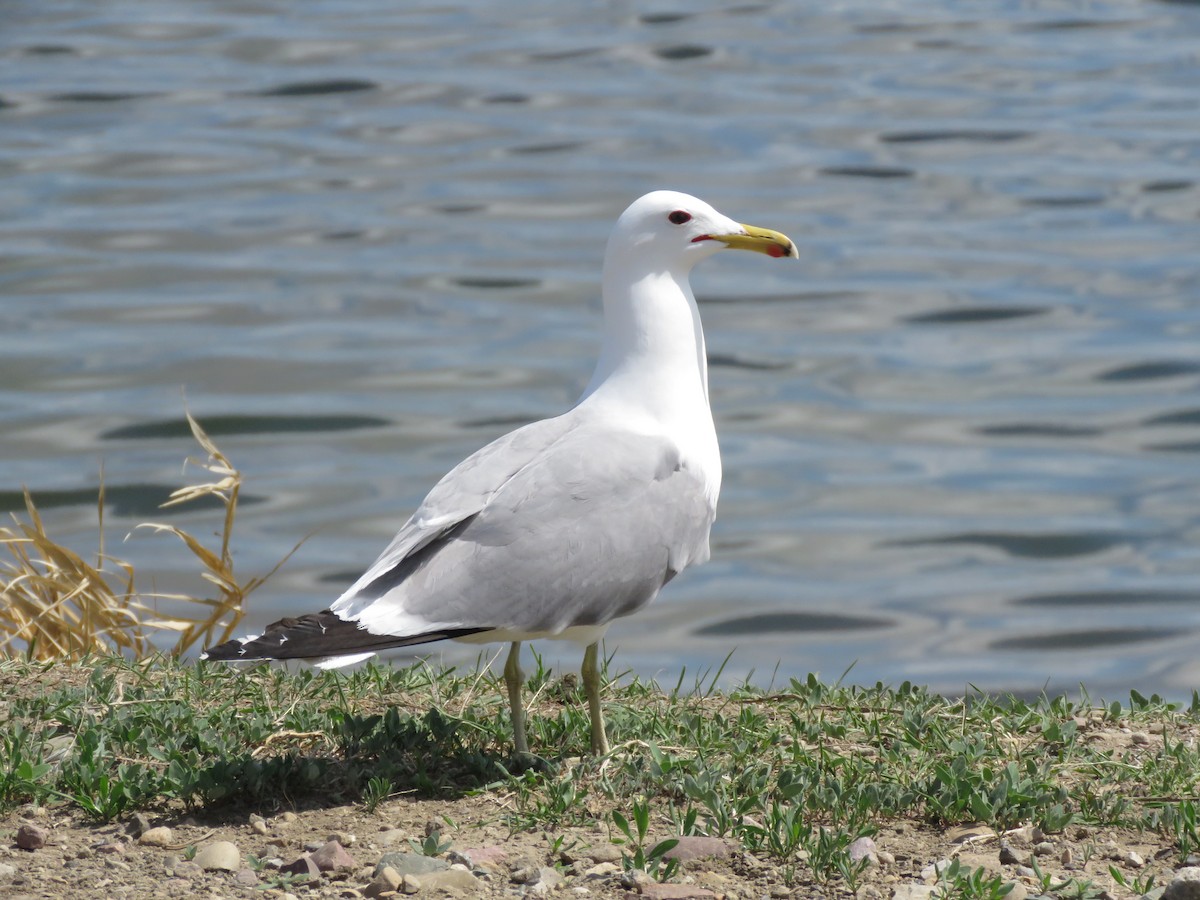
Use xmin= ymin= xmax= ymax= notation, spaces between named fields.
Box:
xmin=0 ymin=764 xmax=1186 ymax=900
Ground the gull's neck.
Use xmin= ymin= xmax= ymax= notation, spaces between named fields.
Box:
xmin=578 ymin=255 xmax=721 ymax=498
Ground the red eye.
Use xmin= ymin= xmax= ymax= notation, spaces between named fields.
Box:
xmin=667 ymin=210 xmax=692 ymax=225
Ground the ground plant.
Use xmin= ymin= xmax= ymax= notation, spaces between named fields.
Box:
xmin=2 ymin=419 xmax=1199 ymax=898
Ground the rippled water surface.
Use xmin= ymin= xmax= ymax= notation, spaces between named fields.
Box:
xmin=3 ymin=0 xmax=1199 ymax=700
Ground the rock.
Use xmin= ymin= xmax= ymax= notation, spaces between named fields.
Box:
xmin=583 ymin=862 xmax=621 ymax=879
xmin=311 ymin=839 xmax=357 ymax=872
xmin=510 ymin=865 xmax=541 ymax=885
xmin=1032 ymin=842 xmax=1055 ymax=857
xmin=452 ymin=846 xmax=509 ymax=869
xmin=15 ymin=824 xmax=48 ymax=851
xmin=891 ymin=886 xmax=937 ymax=900
xmin=1005 ymin=883 xmax=1028 ymax=900
xmin=403 ymin=874 xmax=422 ymax=894
xmin=173 ymin=860 xmax=203 ymax=879
xmin=1164 ymin=867 xmax=1200 ymax=900
xmin=377 ymin=828 xmax=410 ymax=848
xmin=138 ymin=826 xmax=174 ymax=848
xmin=877 ymin=850 xmax=896 ymax=865
xmin=377 ymin=852 xmax=451 ymax=878
xmin=1131 ymin=732 xmax=1151 ymax=746
xmin=250 ymin=815 xmax=269 ymax=835
xmin=0 ymin=862 xmax=16 ymax=878
xmin=1126 ymin=851 xmax=1145 ymax=868
xmin=194 ymin=840 xmax=241 ymax=872
xmin=591 ymin=844 xmax=625 ymax=864
xmin=919 ymin=859 xmax=951 ymax=883
xmin=660 ymin=836 xmax=735 ymax=863
xmin=329 ymin=831 xmax=358 ymax=847
xmin=278 ymin=811 xmax=298 ymax=824
xmin=95 ymin=841 xmax=126 ymax=855
xmin=999 ymin=844 xmax=1024 ymax=866
xmin=235 ymin=868 xmax=259 ymax=886
xmin=848 ymin=837 xmax=878 ymax=865
xmin=535 ymin=866 xmax=565 ymax=889
xmin=364 ymin=866 xmax=403 ymax=898
xmin=126 ymin=813 xmax=152 ymax=838
xmin=634 ymin=885 xmax=719 ymax=900
xmin=562 ymin=844 xmax=623 ymax=865
xmin=420 ymin=867 xmax=481 ymax=893
xmin=281 ymin=854 xmax=321 ymax=879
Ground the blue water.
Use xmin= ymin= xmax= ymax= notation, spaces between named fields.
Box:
xmin=2 ymin=0 xmax=1199 ymax=700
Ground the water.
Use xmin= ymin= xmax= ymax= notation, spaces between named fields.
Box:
xmin=3 ymin=0 xmax=1199 ymax=701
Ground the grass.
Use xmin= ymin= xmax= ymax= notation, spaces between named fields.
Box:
xmin=3 ymin=416 xmax=1200 ymax=895
xmin=1 ymin=653 xmax=1199 ymax=895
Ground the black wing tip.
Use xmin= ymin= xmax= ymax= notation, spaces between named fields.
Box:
xmin=200 ymin=609 xmax=495 ymax=662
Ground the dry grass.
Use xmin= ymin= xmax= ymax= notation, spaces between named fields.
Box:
xmin=0 ymin=413 xmax=293 ymax=661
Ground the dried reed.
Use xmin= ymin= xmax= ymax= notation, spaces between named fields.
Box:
xmin=0 ymin=413 xmax=294 ymax=660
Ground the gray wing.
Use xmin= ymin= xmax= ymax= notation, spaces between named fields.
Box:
xmin=332 ymin=412 xmax=577 ymax=605
xmin=330 ymin=415 xmax=714 ymax=638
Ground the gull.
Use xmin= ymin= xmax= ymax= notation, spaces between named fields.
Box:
xmin=202 ymin=191 xmax=796 ymax=755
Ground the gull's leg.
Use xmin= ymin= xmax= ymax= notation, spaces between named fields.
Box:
xmin=504 ymin=641 xmax=528 ymax=754
xmin=582 ymin=641 xmax=610 ymax=755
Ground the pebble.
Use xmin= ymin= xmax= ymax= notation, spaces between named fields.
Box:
xmin=0 ymin=862 xmax=16 ymax=878
xmin=1005 ymin=883 xmax=1028 ymax=900
xmin=661 ymin=836 xmax=735 ymax=863
xmin=250 ymin=815 xmax=269 ymax=835
xmin=1126 ymin=850 xmax=1145 ymax=868
xmin=281 ymin=854 xmax=321 ymax=879
xmin=1164 ymin=867 xmax=1200 ymax=900
xmin=377 ymin=851 xmax=451 ymax=878
xmin=1032 ymin=842 xmax=1055 ymax=857
xmin=452 ymin=846 xmax=509 ymax=869
xmin=127 ymin=813 xmax=152 ymax=838
xmin=172 ymin=860 xmax=203 ymax=879
xmin=562 ymin=844 xmax=622 ymax=865
xmin=1014 ymin=865 xmax=1037 ymax=879
xmin=848 ymin=837 xmax=878 ymax=865
xmin=876 ymin=850 xmax=896 ymax=866
xmin=278 ymin=811 xmax=298 ymax=824
xmin=1131 ymin=732 xmax=1151 ymax=746
xmin=999 ymin=843 xmax=1024 ymax=866
xmin=511 ymin=865 xmax=541 ymax=884
xmin=329 ymin=831 xmax=358 ymax=847
xmin=919 ymin=859 xmax=951 ymax=883
xmin=403 ymin=873 xmax=422 ymax=894
xmin=363 ymin=866 xmax=402 ymax=898
xmin=138 ymin=826 xmax=173 ymax=848
xmin=235 ymin=868 xmax=259 ymax=886
xmin=635 ymin=885 xmax=719 ymax=900
xmin=194 ymin=840 xmax=241 ymax=872
xmin=311 ymin=839 xmax=358 ymax=872
xmin=419 ymin=867 xmax=481 ymax=893
xmin=376 ymin=828 xmax=410 ymax=848
xmin=15 ymin=825 xmax=48 ymax=851
xmin=583 ymin=862 xmax=621 ymax=879
xmin=890 ymin=886 xmax=937 ymax=900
